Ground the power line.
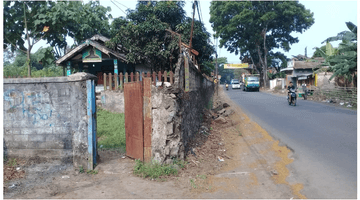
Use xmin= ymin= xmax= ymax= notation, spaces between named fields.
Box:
xmin=195 ymin=1 xmax=202 ymax=24
xmin=110 ymin=0 xmax=127 ymax=15
xmin=198 ymin=1 xmax=204 ymax=25
xmin=113 ymin=0 xmax=129 ymax=10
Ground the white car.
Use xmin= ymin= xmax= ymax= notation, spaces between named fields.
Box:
xmin=231 ymin=80 xmax=241 ymax=89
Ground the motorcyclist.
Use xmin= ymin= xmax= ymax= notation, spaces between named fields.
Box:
xmin=287 ymin=81 xmax=295 ymax=100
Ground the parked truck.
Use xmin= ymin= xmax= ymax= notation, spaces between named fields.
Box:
xmin=243 ymin=75 xmax=260 ymax=91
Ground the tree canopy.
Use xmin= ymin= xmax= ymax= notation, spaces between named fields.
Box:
xmin=314 ymin=22 xmax=357 ymax=83
xmin=4 ymin=1 xmax=113 ymax=60
xmin=4 ymin=47 xmax=62 ymax=77
xmin=4 ymin=0 xmax=112 ymax=76
xmin=107 ymin=1 xmax=214 ymax=73
xmin=209 ymin=1 xmax=314 ymax=87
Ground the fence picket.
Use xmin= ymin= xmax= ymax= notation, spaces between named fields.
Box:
xmin=130 ymin=72 xmax=134 ymax=82
xmin=136 ymin=72 xmax=140 ymax=82
xmin=120 ymin=73 xmax=123 ymax=90
xmin=104 ymin=73 xmax=107 ymax=91
xmin=158 ymin=71 xmax=162 ymax=83
xmin=125 ymin=72 xmax=128 ymax=83
xmin=109 ymin=73 xmax=113 ymax=91
xmin=152 ymin=72 xmax=156 ymax=86
xmin=170 ymin=71 xmax=173 ymax=84
xmin=114 ymin=73 xmax=118 ymax=90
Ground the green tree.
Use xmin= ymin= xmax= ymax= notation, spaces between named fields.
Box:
xmin=34 ymin=1 xmax=112 ymax=58
xmin=4 ymin=47 xmax=61 ymax=77
xmin=312 ymin=45 xmax=327 ymax=58
xmin=107 ymin=1 xmax=214 ymax=71
xmin=234 ymin=68 xmax=247 ymax=81
xmin=314 ymin=22 xmax=357 ymax=83
xmin=215 ymin=57 xmax=235 ymax=83
xmin=4 ymin=0 xmax=113 ymax=68
xmin=209 ymin=1 xmax=314 ymax=87
xmin=4 ymin=1 xmax=53 ymax=77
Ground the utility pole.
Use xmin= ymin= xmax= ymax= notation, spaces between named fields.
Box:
xmin=189 ymin=1 xmax=196 ymax=51
xmin=215 ymin=36 xmax=218 ymax=96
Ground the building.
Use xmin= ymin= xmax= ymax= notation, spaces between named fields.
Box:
xmin=280 ymin=57 xmax=324 ymax=88
xmin=56 ymin=34 xmax=151 ymax=86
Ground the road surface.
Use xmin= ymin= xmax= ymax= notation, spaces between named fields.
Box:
xmin=225 ymin=86 xmax=357 ymax=199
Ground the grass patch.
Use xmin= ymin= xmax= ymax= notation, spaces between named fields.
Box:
xmin=172 ymin=158 xmax=188 ymax=169
xmin=87 ymin=170 xmax=98 ymax=175
xmin=190 ymin=179 xmax=197 ymax=188
xmin=79 ymin=166 xmax=85 ymax=173
xmin=97 ymin=108 xmax=125 ymax=149
xmin=197 ymin=174 xmax=207 ymax=180
xmin=8 ymin=158 xmax=17 ymax=167
xmin=133 ymin=159 xmax=181 ymax=179
xmin=78 ymin=166 xmax=98 ymax=175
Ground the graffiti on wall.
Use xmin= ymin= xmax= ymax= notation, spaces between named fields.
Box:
xmin=4 ymin=89 xmax=53 ymax=125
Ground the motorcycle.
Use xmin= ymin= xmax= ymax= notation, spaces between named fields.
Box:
xmin=226 ymin=83 xmax=229 ymax=90
xmin=288 ymin=88 xmax=297 ymax=106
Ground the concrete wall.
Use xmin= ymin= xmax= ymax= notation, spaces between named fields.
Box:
xmin=151 ymin=53 xmax=214 ymax=164
xmin=3 ymin=73 xmax=96 ymax=168
xmin=317 ymin=72 xmax=336 ymax=89
xmin=99 ymin=90 xmax=124 ymax=113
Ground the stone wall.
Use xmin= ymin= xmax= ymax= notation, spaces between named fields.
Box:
xmin=151 ymin=54 xmax=214 ymax=164
xmin=3 ymin=73 xmax=96 ymax=168
xmin=99 ymin=90 xmax=124 ymax=113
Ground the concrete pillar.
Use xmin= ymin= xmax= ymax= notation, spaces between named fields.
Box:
xmin=114 ymin=59 xmax=118 ymax=74
xmin=67 ymin=61 xmax=71 ymax=76
xmin=114 ymin=59 xmax=119 ymax=86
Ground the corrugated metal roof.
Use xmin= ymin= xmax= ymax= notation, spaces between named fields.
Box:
xmin=280 ymin=67 xmax=293 ymax=72
xmin=293 ymin=61 xmax=322 ymax=69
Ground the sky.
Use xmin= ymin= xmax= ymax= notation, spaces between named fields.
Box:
xmin=23 ymin=0 xmax=359 ymax=64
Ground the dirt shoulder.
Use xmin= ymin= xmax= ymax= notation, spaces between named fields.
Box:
xmin=4 ymin=87 xmax=306 ymax=199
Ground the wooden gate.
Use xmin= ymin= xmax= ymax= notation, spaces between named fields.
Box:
xmin=124 ymin=78 xmax=152 ymax=161
xmin=124 ymin=81 xmax=144 ymax=160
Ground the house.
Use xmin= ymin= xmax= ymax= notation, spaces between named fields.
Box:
xmin=280 ymin=57 xmax=324 ymax=88
xmin=56 ymin=34 xmax=152 ymax=87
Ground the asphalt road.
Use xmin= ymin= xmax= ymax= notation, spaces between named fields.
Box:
xmin=225 ymin=86 xmax=357 ymax=199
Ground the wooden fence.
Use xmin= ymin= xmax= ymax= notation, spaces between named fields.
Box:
xmin=309 ymin=86 xmax=357 ymax=107
xmin=102 ymin=71 xmax=175 ymax=91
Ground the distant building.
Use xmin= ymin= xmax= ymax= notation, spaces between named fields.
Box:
xmin=280 ymin=57 xmax=324 ymax=88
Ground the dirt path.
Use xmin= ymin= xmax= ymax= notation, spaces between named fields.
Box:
xmin=4 ymin=87 xmax=305 ymax=199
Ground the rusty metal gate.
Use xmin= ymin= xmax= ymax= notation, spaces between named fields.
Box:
xmin=124 ymin=81 xmax=144 ymax=160
xmin=124 ymin=77 xmax=152 ymax=161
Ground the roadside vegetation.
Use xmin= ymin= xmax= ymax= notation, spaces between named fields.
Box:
xmin=133 ymin=159 xmax=187 ymax=180
xmin=96 ymin=108 xmax=125 ymax=152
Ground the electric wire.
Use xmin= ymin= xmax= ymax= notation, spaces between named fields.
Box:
xmin=110 ymin=0 xmax=127 ymax=15
xmin=113 ymin=0 xmax=130 ymax=9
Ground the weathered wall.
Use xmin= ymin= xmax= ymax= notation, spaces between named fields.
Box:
xmin=317 ymin=72 xmax=336 ymax=89
xmin=3 ymin=73 xmax=96 ymax=168
xmin=99 ymin=90 xmax=124 ymax=113
xmin=151 ymin=53 xmax=214 ymax=164
xmin=151 ymin=85 xmax=182 ymax=164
